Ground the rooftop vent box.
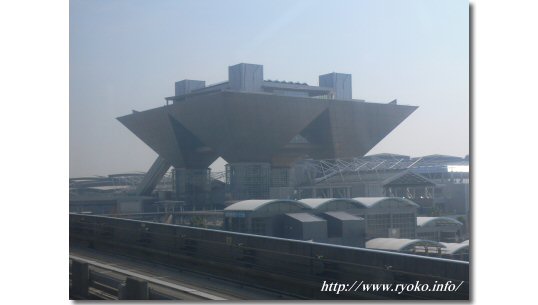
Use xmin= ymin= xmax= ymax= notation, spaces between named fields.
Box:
xmin=175 ymin=79 xmax=206 ymax=96
xmin=319 ymin=72 xmax=352 ymax=100
xmin=228 ymin=63 xmax=264 ymax=92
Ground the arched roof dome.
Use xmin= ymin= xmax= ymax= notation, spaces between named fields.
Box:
xmin=352 ymin=197 xmax=419 ymax=208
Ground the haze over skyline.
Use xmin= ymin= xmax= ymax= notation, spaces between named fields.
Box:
xmin=70 ymin=0 xmax=468 ymax=177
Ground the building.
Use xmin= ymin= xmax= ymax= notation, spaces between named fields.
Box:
xmin=366 ymin=238 xmax=446 ymax=256
xmin=279 ymin=213 xmax=328 ymax=243
xmin=223 ymin=197 xmax=417 ymax=246
xmin=118 ymin=63 xmax=417 ymax=208
xmin=440 ymin=242 xmax=470 ymax=261
xmin=69 ymin=172 xmax=175 ymax=214
xmin=351 ymin=197 xmax=418 ymax=239
xmin=416 ymin=217 xmax=464 ymax=242
xmin=319 ymin=211 xmax=365 ymax=247
xmin=292 ymin=154 xmax=469 ymax=215
xmin=223 ymin=198 xmax=366 ymax=246
xmin=300 ymin=197 xmax=418 ymax=240
xmin=223 ymin=199 xmax=310 ymax=235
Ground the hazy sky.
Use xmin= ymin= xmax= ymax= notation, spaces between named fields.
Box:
xmin=70 ymin=0 xmax=468 ymax=178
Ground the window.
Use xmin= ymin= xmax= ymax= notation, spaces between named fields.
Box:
xmin=392 ymin=213 xmax=416 ymax=238
xmin=366 ymin=214 xmax=391 ymax=238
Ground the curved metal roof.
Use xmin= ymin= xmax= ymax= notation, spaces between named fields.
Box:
xmin=366 ymin=238 xmax=445 ymax=251
xmin=352 ymin=197 xmax=419 ymax=208
xmin=441 ymin=242 xmax=469 ymax=255
xmin=299 ymin=198 xmax=366 ymax=210
xmin=417 ymin=217 xmax=463 ymax=227
xmin=224 ymin=199 xmax=309 ymax=212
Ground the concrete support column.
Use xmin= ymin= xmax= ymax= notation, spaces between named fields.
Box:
xmin=226 ymin=162 xmax=270 ymax=200
xmin=70 ymin=260 xmax=89 ymax=299
xmin=174 ymin=168 xmax=211 ymax=209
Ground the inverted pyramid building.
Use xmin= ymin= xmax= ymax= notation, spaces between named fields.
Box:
xmin=118 ymin=63 xmax=417 ymax=205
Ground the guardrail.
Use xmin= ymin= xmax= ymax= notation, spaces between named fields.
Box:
xmin=69 ymin=257 xmax=226 ymax=300
xmin=70 ymin=213 xmax=469 ymax=300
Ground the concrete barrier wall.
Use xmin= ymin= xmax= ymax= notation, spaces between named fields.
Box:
xmin=70 ymin=213 xmax=469 ymax=300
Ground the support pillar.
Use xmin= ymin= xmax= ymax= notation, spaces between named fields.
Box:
xmin=70 ymin=260 xmax=89 ymax=299
xmin=174 ymin=168 xmax=211 ymax=209
xmin=226 ymin=162 xmax=271 ymax=200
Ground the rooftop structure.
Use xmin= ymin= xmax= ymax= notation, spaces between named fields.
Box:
xmin=298 ymin=198 xmax=366 ymax=211
xmin=293 ymin=154 xmax=469 ymax=215
xmin=223 ymin=197 xmax=416 ymax=241
xmin=417 ymin=216 xmax=463 ymax=227
xmin=366 ymin=238 xmax=445 ymax=254
xmin=419 ymin=241 xmax=469 ymax=261
xmin=441 ymin=242 xmax=469 ymax=255
xmin=224 ymin=199 xmax=309 ymax=213
xmin=295 ymin=154 xmax=469 ymax=185
xmin=416 ymin=216 xmax=464 ymax=242
xmin=352 ymin=197 xmax=419 ymax=209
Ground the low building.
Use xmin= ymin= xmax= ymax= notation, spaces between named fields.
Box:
xmin=352 ymin=197 xmax=418 ymax=240
xmin=278 ymin=213 xmax=328 ymax=243
xmin=416 ymin=217 xmax=463 ymax=242
xmin=319 ymin=211 xmax=365 ymax=247
xmin=293 ymin=154 xmax=469 ymax=215
xmin=440 ymin=242 xmax=469 ymax=261
xmin=224 ymin=197 xmax=415 ymax=246
xmin=299 ymin=197 xmax=417 ymax=240
xmin=223 ymin=199 xmax=310 ymax=235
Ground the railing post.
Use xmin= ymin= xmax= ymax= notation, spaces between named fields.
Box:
xmin=70 ymin=260 xmax=89 ymax=299
xmin=119 ymin=277 xmax=149 ymax=300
